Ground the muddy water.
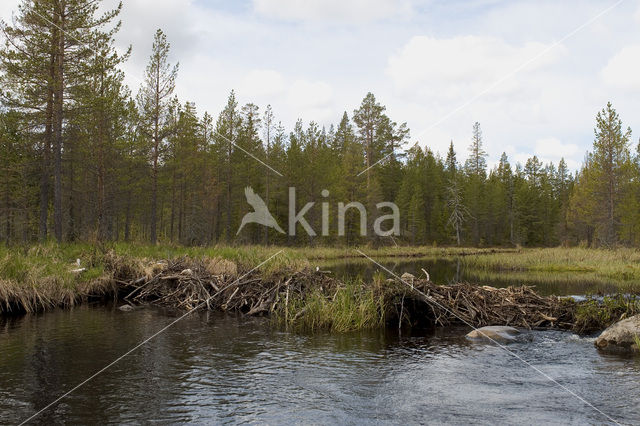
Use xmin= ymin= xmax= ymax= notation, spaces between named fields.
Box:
xmin=1 ymin=305 xmax=639 ymax=425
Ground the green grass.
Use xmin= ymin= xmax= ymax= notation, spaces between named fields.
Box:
xmin=0 ymin=243 xmax=640 ymax=288
xmin=1 ymin=243 xmax=639 ymax=317
xmin=461 ymin=247 xmax=640 ymax=283
xmin=0 ymin=243 xmax=507 ymax=287
xmin=2 ymin=243 xmax=640 ymax=296
xmin=0 ymin=243 xmax=115 ymax=312
xmin=573 ymin=295 xmax=640 ymax=334
xmin=274 ymin=276 xmax=389 ymax=332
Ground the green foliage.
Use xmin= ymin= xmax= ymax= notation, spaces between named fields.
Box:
xmin=573 ymin=295 xmax=640 ymax=334
xmin=3 ymin=243 xmax=640 ymax=316
xmin=275 ymin=279 xmax=388 ymax=332
xmin=569 ymin=102 xmax=633 ymax=247
xmin=0 ymin=2 xmax=638 ymax=249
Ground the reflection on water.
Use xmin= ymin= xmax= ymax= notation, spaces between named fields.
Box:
xmin=317 ymin=257 xmax=627 ymax=296
xmin=1 ymin=306 xmax=640 ymax=424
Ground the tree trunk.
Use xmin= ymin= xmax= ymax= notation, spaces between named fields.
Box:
xmin=52 ymin=11 xmax=65 ymax=243
xmin=264 ymin=131 xmax=270 ymax=245
xmin=39 ymin=55 xmax=55 ymax=242
xmin=67 ymin=140 xmax=75 ymax=241
xmin=124 ymin=187 xmax=132 ymax=241
xmin=4 ymin=175 xmax=10 ymax=244
xmin=226 ymin=140 xmax=232 ymax=241
xmin=96 ymin=67 xmax=106 ymax=240
xmin=170 ymin=168 xmax=176 ymax=242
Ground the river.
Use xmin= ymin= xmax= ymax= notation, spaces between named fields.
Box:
xmin=1 ymin=259 xmax=639 ymax=424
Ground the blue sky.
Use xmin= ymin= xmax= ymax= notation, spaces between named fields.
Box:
xmin=2 ymin=0 xmax=640 ymax=170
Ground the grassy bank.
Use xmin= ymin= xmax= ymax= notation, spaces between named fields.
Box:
xmin=460 ymin=247 xmax=640 ymax=283
xmin=0 ymin=243 xmax=506 ymax=308
xmin=1 ymin=244 xmax=639 ymax=332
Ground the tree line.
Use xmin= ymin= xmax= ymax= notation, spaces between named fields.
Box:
xmin=0 ymin=0 xmax=638 ymax=247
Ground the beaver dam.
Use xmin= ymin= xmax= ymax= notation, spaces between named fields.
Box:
xmin=1 ymin=253 xmax=638 ymax=334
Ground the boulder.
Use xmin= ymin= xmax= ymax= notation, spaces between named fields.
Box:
xmin=467 ymin=326 xmax=520 ymax=342
xmin=595 ymin=315 xmax=640 ymax=353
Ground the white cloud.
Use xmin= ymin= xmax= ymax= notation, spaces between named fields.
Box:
xmin=386 ymin=35 xmax=563 ymax=101
xmin=384 ymin=34 xmax=579 ymax=168
xmin=252 ymin=0 xmax=410 ymax=23
xmin=241 ymin=70 xmax=287 ymax=98
xmin=0 ymin=1 xmax=17 ymax=22
xmin=287 ymin=80 xmax=334 ymax=109
xmin=1 ymin=0 xmax=639 ymax=174
xmin=535 ymin=138 xmax=579 ymax=159
xmin=602 ymin=45 xmax=640 ymax=91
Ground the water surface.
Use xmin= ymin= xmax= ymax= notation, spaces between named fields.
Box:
xmin=317 ymin=257 xmax=627 ymax=296
xmin=1 ymin=305 xmax=639 ymax=425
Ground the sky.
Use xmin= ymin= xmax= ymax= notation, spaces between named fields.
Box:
xmin=2 ymin=0 xmax=640 ymax=171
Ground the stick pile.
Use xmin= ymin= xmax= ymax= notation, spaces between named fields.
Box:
xmin=114 ymin=257 xmax=337 ymax=315
xmin=107 ymin=255 xmax=576 ymax=330
xmin=403 ymin=279 xmax=576 ymax=329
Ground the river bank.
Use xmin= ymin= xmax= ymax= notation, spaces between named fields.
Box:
xmin=1 ymin=244 xmax=639 ymax=335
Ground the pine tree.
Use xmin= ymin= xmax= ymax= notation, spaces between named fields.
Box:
xmin=465 ymin=122 xmax=487 ymax=177
xmin=497 ymin=153 xmax=515 ymax=244
xmin=591 ymin=103 xmax=632 ymax=245
xmin=446 ymin=179 xmax=469 ymax=246
xmin=445 ymin=141 xmax=457 ymax=179
xmin=569 ymin=102 xmax=632 ymax=246
xmin=1 ymin=0 xmax=123 ymax=241
xmin=72 ymin=18 xmax=130 ymax=240
xmin=555 ymin=158 xmax=572 ymax=244
xmin=137 ymin=29 xmax=178 ymax=244
xmin=263 ymin=104 xmax=275 ymax=244
xmin=353 ymin=93 xmax=386 ymax=191
xmin=464 ymin=122 xmax=488 ymax=244
xmin=213 ymin=91 xmax=240 ymax=242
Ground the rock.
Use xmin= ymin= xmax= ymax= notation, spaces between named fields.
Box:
xmin=118 ymin=304 xmax=135 ymax=312
xmin=400 ymin=272 xmax=415 ymax=282
xmin=467 ymin=326 xmax=520 ymax=342
xmin=595 ymin=315 xmax=640 ymax=353
xmin=180 ymin=269 xmax=193 ymax=276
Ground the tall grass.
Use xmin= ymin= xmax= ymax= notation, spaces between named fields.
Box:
xmin=573 ymin=295 xmax=640 ymax=334
xmin=275 ymin=276 xmax=389 ymax=332
xmin=2 ymin=243 xmax=638 ymax=317
xmin=0 ymin=243 xmax=111 ymax=313
xmin=461 ymin=247 xmax=640 ymax=283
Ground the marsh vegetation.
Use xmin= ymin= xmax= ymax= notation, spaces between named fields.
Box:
xmin=1 ymin=244 xmax=638 ymax=335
